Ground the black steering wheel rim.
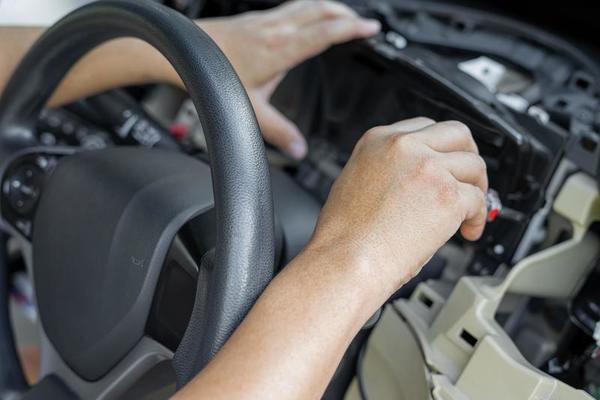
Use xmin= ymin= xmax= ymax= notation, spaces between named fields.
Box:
xmin=0 ymin=0 xmax=274 ymax=391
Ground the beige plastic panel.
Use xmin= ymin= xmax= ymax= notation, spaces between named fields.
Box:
xmin=345 ymin=379 xmax=361 ymax=400
xmin=500 ymin=173 xmax=600 ymax=298
xmin=349 ymin=308 xmax=431 ymax=400
xmin=351 ymin=173 xmax=600 ymax=400
xmin=454 ymin=336 xmax=584 ymax=399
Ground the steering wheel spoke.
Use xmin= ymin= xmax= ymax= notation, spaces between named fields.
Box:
xmin=38 ymin=333 xmax=173 ymax=400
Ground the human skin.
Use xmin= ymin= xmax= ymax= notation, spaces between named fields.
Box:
xmin=0 ymin=2 xmax=488 ymax=398
xmin=173 ymin=117 xmax=488 ymax=399
xmin=0 ymin=0 xmax=380 ymax=159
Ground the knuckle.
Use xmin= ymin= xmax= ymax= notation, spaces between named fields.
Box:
xmin=320 ymin=0 xmax=349 ymax=16
xmin=445 ymin=120 xmax=477 ymax=152
xmin=360 ymin=127 xmax=381 ymax=143
xmin=389 ymin=132 xmax=416 ymax=151
xmin=293 ymin=0 xmax=311 ymax=7
xmin=356 ymin=127 xmax=382 ymax=150
xmin=322 ymin=19 xmax=353 ymax=37
xmin=475 ymin=155 xmax=487 ymax=174
xmin=441 ymin=120 xmax=470 ymax=135
xmin=441 ymin=120 xmax=474 ymax=141
xmin=477 ymin=188 xmax=487 ymax=209
xmin=466 ymin=153 xmax=486 ymax=173
xmin=469 ymin=187 xmax=487 ymax=220
xmin=390 ymin=134 xmax=420 ymax=160
xmin=474 ymin=155 xmax=488 ymax=190
xmin=414 ymin=117 xmax=436 ymax=126
xmin=349 ymin=18 xmax=364 ymax=31
xmin=315 ymin=1 xmax=330 ymax=15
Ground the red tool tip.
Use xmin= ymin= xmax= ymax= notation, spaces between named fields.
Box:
xmin=170 ymin=122 xmax=189 ymax=140
xmin=488 ymin=208 xmax=500 ymax=222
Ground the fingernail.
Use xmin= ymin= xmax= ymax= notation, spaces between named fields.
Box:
xmin=360 ymin=19 xmax=381 ymax=35
xmin=287 ymin=139 xmax=307 ymax=160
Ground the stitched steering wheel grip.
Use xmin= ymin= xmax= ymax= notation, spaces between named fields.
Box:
xmin=0 ymin=0 xmax=274 ymax=387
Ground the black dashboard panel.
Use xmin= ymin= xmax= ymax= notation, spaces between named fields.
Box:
xmin=271 ymin=42 xmax=556 ymax=270
xmin=269 ymin=0 xmax=599 ymax=271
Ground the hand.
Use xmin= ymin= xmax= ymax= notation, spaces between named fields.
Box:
xmin=172 ymin=119 xmax=487 ymax=400
xmin=199 ymin=1 xmax=381 ymax=159
xmin=310 ymin=118 xmax=488 ymax=294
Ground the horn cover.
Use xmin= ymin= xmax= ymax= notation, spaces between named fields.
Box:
xmin=33 ymin=148 xmax=213 ymax=381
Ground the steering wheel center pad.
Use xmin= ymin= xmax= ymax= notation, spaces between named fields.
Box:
xmin=33 ymin=147 xmax=212 ymax=380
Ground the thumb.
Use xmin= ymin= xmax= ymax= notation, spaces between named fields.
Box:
xmin=252 ymin=95 xmax=307 ymax=160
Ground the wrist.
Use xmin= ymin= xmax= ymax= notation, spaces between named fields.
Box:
xmin=295 ymin=237 xmax=396 ymax=318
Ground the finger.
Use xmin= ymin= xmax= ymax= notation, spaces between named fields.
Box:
xmin=283 ymin=16 xmax=380 ymax=66
xmin=457 ymin=183 xmax=487 ymax=241
xmin=256 ymin=73 xmax=285 ymax=99
xmin=437 ymin=151 xmax=488 ymax=193
xmin=252 ymin=96 xmax=307 ymax=159
xmin=381 ymin=117 xmax=437 ymax=134
xmin=269 ymin=0 xmax=358 ymax=27
xmin=415 ymin=121 xmax=479 ymax=154
xmin=357 ymin=117 xmax=436 ymax=150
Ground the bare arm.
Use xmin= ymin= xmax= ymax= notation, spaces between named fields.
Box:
xmin=0 ymin=27 xmax=178 ymax=107
xmin=0 ymin=1 xmax=380 ymax=158
xmin=176 ymin=243 xmax=380 ymax=399
xmin=174 ymin=118 xmax=488 ymax=399
xmin=1 ymin=10 xmax=487 ymax=398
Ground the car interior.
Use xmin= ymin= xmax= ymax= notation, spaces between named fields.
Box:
xmin=0 ymin=0 xmax=599 ymax=399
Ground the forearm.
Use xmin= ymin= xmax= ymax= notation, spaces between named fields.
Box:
xmin=0 ymin=26 xmax=181 ymax=107
xmin=174 ymin=241 xmax=390 ymax=400
xmin=0 ymin=27 xmax=40 ymax=99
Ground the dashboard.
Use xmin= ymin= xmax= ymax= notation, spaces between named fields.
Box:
xmin=4 ymin=0 xmax=599 ymax=349
xmin=1 ymin=1 xmax=599 ymax=398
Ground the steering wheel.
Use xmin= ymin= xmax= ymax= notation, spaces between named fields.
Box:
xmin=0 ymin=0 xmax=275 ymax=398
